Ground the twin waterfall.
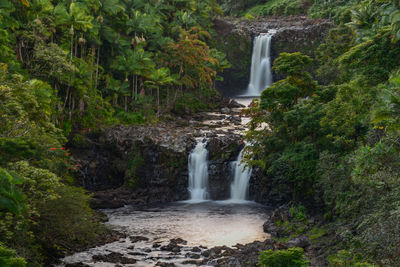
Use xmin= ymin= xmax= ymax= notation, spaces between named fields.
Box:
xmin=246 ymin=30 xmax=276 ymax=96
xmin=188 ymin=140 xmax=209 ymax=201
xmin=187 ymin=31 xmax=274 ymax=202
xmin=188 ymin=140 xmax=252 ymax=203
xmin=230 ymin=148 xmax=252 ymax=202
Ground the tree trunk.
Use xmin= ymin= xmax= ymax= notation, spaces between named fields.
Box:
xmin=95 ymin=46 xmax=100 ymax=90
xmin=131 ymin=74 xmax=136 ymax=102
xmin=157 ymin=87 xmax=160 ymax=117
xmin=124 ymin=96 xmax=128 ymax=112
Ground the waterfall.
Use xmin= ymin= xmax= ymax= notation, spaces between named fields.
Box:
xmin=230 ymin=148 xmax=252 ymax=202
xmin=246 ymin=30 xmax=276 ymax=96
xmin=188 ymin=140 xmax=209 ymax=202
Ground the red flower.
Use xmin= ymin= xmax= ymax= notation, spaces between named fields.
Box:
xmin=313 ymin=94 xmax=317 ymax=97
xmin=73 ymin=167 xmax=77 ymax=170
xmin=60 ymin=147 xmax=66 ymax=150
xmin=66 ymin=153 xmax=71 ymax=156
xmin=50 ymin=148 xmax=57 ymax=151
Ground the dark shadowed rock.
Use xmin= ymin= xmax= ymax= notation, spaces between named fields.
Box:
xmin=92 ymin=252 xmax=136 ymax=264
xmin=65 ymin=263 xmax=90 ymax=267
xmin=129 ymin=236 xmax=149 ymax=243
xmin=191 ymin=247 xmax=201 ymax=252
xmin=156 ymin=262 xmax=176 ymax=267
xmin=287 ymin=236 xmax=311 ymax=248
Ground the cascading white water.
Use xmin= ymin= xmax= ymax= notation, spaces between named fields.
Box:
xmin=246 ymin=30 xmax=276 ymax=96
xmin=230 ymin=148 xmax=252 ymax=202
xmin=188 ymin=140 xmax=209 ymax=202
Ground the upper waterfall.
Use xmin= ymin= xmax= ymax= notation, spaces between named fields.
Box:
xmin=246 ymin=30 xmax=276 ymax=96
xmin=230 ymin=147 xmax=252 ymax=202
xmin=187 ymin=140 xmax=209 ymax=202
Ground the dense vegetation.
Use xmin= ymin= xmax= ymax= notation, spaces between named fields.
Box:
xmin=240 ymin=0 xmax=400 ymax=265
xmin=0 ymin=0 xmax=226 ymax=265
xmin=2 ymin=0 xmax=400 ymax=265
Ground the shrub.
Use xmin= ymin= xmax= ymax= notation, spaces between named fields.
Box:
xmin=0 ymin=243 xmax=26 ymax=267
xmin=258 ymin=247 xmax=309 ymax=267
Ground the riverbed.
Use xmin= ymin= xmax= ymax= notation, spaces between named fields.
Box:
xmin=60 ymin=201 xmax=270 ymax=266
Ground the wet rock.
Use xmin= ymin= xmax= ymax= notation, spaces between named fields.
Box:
xmin=287 ymin=236 xmax=310 ymax=248
xmin=156 ymin=262 xmax=176 ymax=267
xmin=182 ymin=260 xmax=200 ymax=265
xmin=170 ymin=238 xmax=188 ymax=245
xmin=153 ymin=242 xmax=161 ymax=248
xmin=227 ymin=257 xmax=241 ymax=266
xmin=92 ymin=252 xmax=136 ymax=264
xmin=186 ymin=253 xmax=201 ymax=259
xmin=227 ymin=99 xmax=245 ymax=108
xmin=129 ymin=236 xmax=149 ymax=243
xmin=191 ymin=247 xmax=201 ymax=252
xmin=144 ymin=248 xmax=152 ymax=253
xmin=172 ymin=246 xmax=181 ymax=253
xmin=220 ymin=107 xmax=231 ymax=114
xmin=127 ymin=252 xmax=146 ymax=256
xmin=201 ymin=250 xmax=210 ymax=257
xmin=65 ymin=263 xmax=90 ymax=267
xmin=263 ymin=221 xmax=280 ymax=236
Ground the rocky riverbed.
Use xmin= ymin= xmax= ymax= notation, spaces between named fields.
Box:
xmin=59 ymin=202 xmax=274 ymax=267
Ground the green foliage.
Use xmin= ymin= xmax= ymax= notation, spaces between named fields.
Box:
xmin=289 ymin=205 xmax=307 ymax=221
xmin=246 ymin=0 xmax=311 ymax=17
xmin=273 ymin=52 xmax=314 ymax=77
xmin=258 ymin=248 xmax=309 ymax=267
xmin=316 ymin=26 xmax=356 ymax=84
xmin=0 ymin=169 xmax=24 ymax=215
xmin=328 ymin=250 xmax=376 ymax=267
xmin=247 ymin=52 xmax=320 ymax=202
xmin=35 ymin=185 xmax=100 ymax=258
xmin=173 ymin=93 xmax=208 ymax=115
xmin=308 ymin=0 xmax=362 ymax=24
xmin=0 ymin=243 xmax=26 ymax=267
xmin=245 ymin=0 xmax=400 ymax=265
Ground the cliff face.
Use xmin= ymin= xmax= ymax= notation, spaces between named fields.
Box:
xmin=214 ymin=16 xmax=334 ymax=95
xmin=70 ymin=111 xmax=244 ymax=208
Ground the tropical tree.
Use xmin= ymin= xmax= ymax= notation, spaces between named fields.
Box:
xmin=145 ymin=67 xmax=176 ymax=116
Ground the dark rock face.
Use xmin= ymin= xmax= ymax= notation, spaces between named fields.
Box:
xmin=214 ymin=16 xmax=334 ymax=96
xmin=207 ymin=135 xmax=243 ymax=200
xmin=71 ymin=119 xmax=243 ymax=208
xmin=249 ymin=167 xmax=292 ymax=206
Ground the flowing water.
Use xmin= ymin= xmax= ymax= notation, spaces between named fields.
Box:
xmin=230 ymin=147 xmax=252 ymax=202
xmin=246 ymin=30 xmax=276 ymax=96
xmin=60 ymin=202 xmax=270 ymax=266
xmin=187 ymin=140 xmax=209 ymax=202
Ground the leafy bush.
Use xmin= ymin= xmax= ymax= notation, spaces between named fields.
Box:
xmin=247 ymin=0 xmax=311 ymax=17
xmin=258 ymin=247 xmax=309 ymax=267
xmin=173 ymin=94 xmax=208 ymax=115
xmin=308 ymin=0 xmax=361 ymax=23
xmin=0 ymin=243 xmax=26 ymax=267
xmin=328 ymin=250 xmax=376 ymax=267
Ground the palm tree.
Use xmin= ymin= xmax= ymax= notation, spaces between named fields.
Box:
xmin=145 ymin=67 xmax=175 ymax=116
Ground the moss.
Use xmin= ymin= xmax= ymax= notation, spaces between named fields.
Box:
xmin=309 ymin=227 xmax=326 ymax=241
xmin=125 ymin=147 xmax=144 ymax=188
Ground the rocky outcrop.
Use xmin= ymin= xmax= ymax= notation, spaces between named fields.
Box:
xmin=214 ymin=16 xmax=334 ymax=95
xmin=70 ymin=112 xmax=244 ymax=208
